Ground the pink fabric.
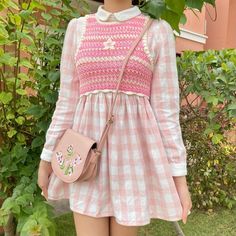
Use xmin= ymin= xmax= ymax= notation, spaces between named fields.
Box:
xmin=76 ymin=15 xmax=153 ymax=97
xmin=47 ymin=92 xmax=183 ymax=225
xmin=40 ymin=11 xmax=188 ymax=225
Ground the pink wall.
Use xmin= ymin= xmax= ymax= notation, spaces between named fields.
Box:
xmin=226 ymin=0 xmax=236 ymax=48
xmin=205 ymin=0 xmax=236 ymax=49
xmin=177 ymin=0 xmax=236 ymax=52
xmin=176 ymin=37 xmax=203 ymax=53
xmin=176 ymin=8 xmax=206 ymax=53
xmin=180 ymin=8 xmax=206 ymax=35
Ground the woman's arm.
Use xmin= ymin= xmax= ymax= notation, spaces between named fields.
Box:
xmin=40 ymin=18 xmax=80 ymax=162
xmin=149 ymin=19 xmax=187 ymax=176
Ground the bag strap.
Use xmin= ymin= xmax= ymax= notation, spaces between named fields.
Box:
xmin=95 ymin=17 xmax=154 ymax=153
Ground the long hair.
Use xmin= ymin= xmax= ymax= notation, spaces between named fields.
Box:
xmin=97 ymin=0 xmax=141 ymax=6
xmin=132 ymin=0 xmax=140 ymax=5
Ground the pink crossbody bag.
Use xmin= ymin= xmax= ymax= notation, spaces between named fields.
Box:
xmin=51 ymin=17 xmax=154 ymax=183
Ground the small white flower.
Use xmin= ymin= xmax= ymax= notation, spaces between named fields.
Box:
xmin=68 ymin=167 xmax=73 ymax=176
xmin=67 ymin=145 xmax=73 ymax=154
xmin=185 ymin=139 xmax=192 ymax=150
xmin=59 ymin=159 xmax=64 ymax=166
xmin=73 ymin=157 xmax=77 ymax=166
xmin=103 ymin=37 xmax=116 ymax=50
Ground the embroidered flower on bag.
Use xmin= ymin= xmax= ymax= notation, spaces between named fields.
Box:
xmin=78 ymin=154 xmax=82 ymax=161
xmin=68 ymin=166 xmax=73 ymax=176
xmin=72 ymin=154 xmax=82 ymax=166
xmin=56 ymin=151 xmax=64 ymax=166
xmin=103 ymin=37 xmax=116 ymax=50
xmin=59 ymin=158 xmax=63 ymax=165
xmin=67 ymin=144 xmax=74 ymax=157
xmin=73 ymin=157 xmax=78 ymax=166
xmin=64 ymin=164 xmax=73 ymax=176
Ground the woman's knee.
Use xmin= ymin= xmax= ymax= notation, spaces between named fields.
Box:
xmin=73 ymin=211 xmax=109 ymax=236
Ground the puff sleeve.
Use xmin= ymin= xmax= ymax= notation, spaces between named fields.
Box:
xmin=40 ymin=18 xmax=80 ymax=162
xmin=149 ymin=19 xmax=187 ymax=176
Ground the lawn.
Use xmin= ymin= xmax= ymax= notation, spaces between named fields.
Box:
xmin=54 ymin=206 xmax=236 ymax=236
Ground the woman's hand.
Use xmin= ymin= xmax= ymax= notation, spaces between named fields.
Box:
xmin=173 ymin=176 xmax=192 ymax=224
xmin=37 ymin=160 xmax=53 ymax=201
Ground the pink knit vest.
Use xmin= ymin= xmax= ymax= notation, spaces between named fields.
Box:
xmin=75 ymin=13 xmax=154 ymax=98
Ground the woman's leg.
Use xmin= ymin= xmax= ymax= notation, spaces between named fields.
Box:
xmin=109 ymin=216 xmax=140 ymax=236
xmin=72 ymin=211 xmax=109 ymax=236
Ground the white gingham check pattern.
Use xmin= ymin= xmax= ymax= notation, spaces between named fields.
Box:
xmin=40 ymin=8 xmax=188 ymax=225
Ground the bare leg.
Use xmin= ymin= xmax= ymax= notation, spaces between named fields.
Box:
xmin=73 ymin=211 xmax=109 ymax=236
xmin=109 ymin=216 xmax=139 ymax=236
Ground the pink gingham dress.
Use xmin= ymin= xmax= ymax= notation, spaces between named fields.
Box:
xmin=40 ymin=5 xmax=188 ymax=226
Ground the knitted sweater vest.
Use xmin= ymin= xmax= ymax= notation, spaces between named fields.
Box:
xmin=75 ymin=13 xmax=154 ymax=98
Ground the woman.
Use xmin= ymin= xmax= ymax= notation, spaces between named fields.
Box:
xmin=37 ymin=0 xmax=192 ymax=235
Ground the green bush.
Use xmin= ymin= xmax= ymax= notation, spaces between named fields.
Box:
xmin=178 ymin=49 xmax=236 ymax=210
xmin=0 ymin=0 xmax=85 ymax=235
xmin=181 ymin=115 xmax=236 ymax=210
xmin=177 ymin=49 xmax=236 ymax=145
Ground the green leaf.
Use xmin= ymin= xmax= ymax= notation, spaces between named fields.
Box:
xmin=48 ymin=70 xmax=60 ymax=82
xmin=7 ymin=129 xmax=17 ymax=138
xmin=9 ymin=14 xmax=21 ymax=26
xmin=19 ymin=59 xmax=34 ymax=69
xmin=213 ymin=123 xmax=221 ymax=130
xmin=50 ymin=9 xmax=61 ymax=16
xmin=16 ymin=116 xmax=26 ymax=125
xmin=51 ymin=18 xmax=60 ymax=28
xmin=0 ymin=209 xmax=10 ymax=226
xmin=0 ymin=24 xmax=9 ymax=39
xmin=16 ymin=194 xmax=34 ymax=206
xmin=12 ymin=143 xmax=28 ymax=158
xmin=16 ymin=89 xmax=27 ymax=96
xmin=203 ymin=127 xmax=213 ymax=135
xmin=26 ymin=105 xmax=47 ymax=118
xmin=228 ymin=103 xmax=236 ymax=117
xmin=18 ymin=73 xmax=31 ymax=81
xmin=228 ymin=103 xmax=236 ymax=110
xmin=21 ymin=218 xmax=38 ymax=233
xmin=180 ymin=13 xmax=187 ymax=25
xmin=216 ymin=76 xmax=227 ymax=84
xmin=16 ymin=215 xmax=29 ymax=233
xmin=16 ymin=31 xmax=34 ymax=42
xmin=186 ymin=0 xmax=204 ymax=11
xmin=212 ymin=133 xmax=223 ymax=144
xmin=0 ymin=92 xmax=13 ymax=104
xmin=204 ymin=0 xmax=216 ymax=6
xmin=19 ymin=10 xmax=32 ymax=20
xmin=140 ymin=0 xmax=166 ymax=19
xmin=165 ymin=0 xmax=185 ymax=15
xmin=8 ymin=1 xmax=20 ymax=10
xmin=43 ymin=91 xmax=58 ymax=104
xmin=31 ymin=136 xmax=45 ymax=148
xmin=36 ymin=120 xmax=50 ymax=133
xmin=0 ymin=53 xmax=17 ymax=66
xmin=206 ymin=96 xmax=218 ymax=106
xmin=29 ymin=1 xmax=46 ymax=11
xmin=161 ymin=9 xmax=181 ymax=32
xmin=46 ymin=37 xmax=61 ymax=47
xmin=6 ymin=113 xmax=15 ymax=120
xmin=41 ymin=12 xmax=52 ymax=21
xmin=17 ymin=133 xmax=26 ymax=143
xmin=221 ymin=62 xmax=229 ymax=71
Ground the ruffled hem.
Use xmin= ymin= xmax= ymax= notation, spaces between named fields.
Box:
xmin=47 ymin=196 xmax=183 ymax=226
xmin=79 ymin=89 xmax=150 ymax=99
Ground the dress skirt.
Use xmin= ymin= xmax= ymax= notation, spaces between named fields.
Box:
xmin=47 ymin=91 xmax=183 ymax=226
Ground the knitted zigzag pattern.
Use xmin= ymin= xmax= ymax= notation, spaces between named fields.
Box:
xmin=75 ymin=13 xmax=154 ymax=98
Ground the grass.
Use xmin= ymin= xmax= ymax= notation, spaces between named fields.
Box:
xmin=54 ymin=207 xmax=236 ymax=236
